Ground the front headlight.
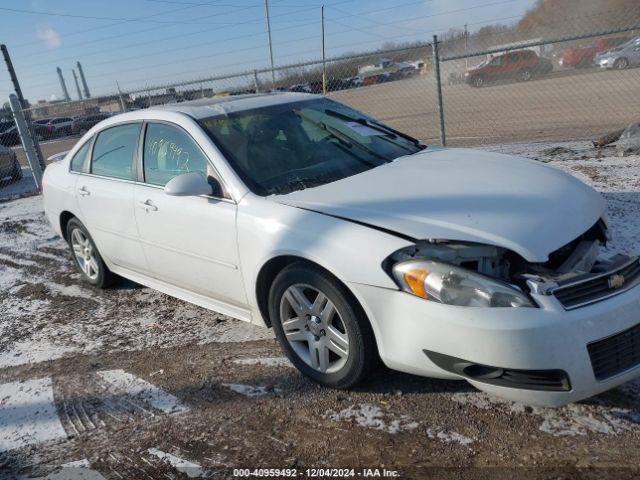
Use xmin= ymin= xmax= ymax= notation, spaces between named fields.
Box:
xmin=392 ymin=260 xmax=535 ymax=308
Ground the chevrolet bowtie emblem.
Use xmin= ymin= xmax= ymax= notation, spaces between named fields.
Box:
xmin=608 ymin=274 xmax=625 ymax=289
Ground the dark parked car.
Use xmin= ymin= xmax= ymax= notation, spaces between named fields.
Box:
xmin=0 ymin=124 xmax=52 ymax=147
xmin=464 ymin=50 xmax=553 ymax=87
xmin=70 ymin=113 xmax=112 ymax=135
xmin=0 ymin=144 xmax=22 ymax=184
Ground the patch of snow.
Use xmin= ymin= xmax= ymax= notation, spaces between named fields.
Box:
xmin=0 ymin=339 xmax=75 ymax=368
xmin=0 ymin=377 xmax=67 ymax=452
xmin=325 ymin=403 xmax=419 ymax=434
xmin=148 ymin=448 xmax=204 ymax=478
xmin=232 ymin=357 xmax=291 ymax=368
xmin=426 ymin=428 xmax=474 ymax=446
xmin=60 ymin=459 xmax=90 ymax=468
xmin=97 ymin=370 xmax=188 ymax=414
xmin=222 ymin=383 xmax=276 ymax=397
xmin=452 ymin=391 xmax=632 ymax=437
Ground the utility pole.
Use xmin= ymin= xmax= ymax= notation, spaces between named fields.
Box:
xmin=321 ymin=5 xmax=327 ymax=95
xmin=1 ymin=44 xmax=45 ymax=171
xmin=464 ymin=23 xmax=469 ymax=69
xmin=264 ymin=0 xmax=276 ymax=90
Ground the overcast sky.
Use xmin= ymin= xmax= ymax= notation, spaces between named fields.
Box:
xmin=0 ymin=0 xmax=537 ymax=103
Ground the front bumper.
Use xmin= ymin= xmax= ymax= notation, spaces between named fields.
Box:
xmin=598 ymin=58 xmax=615 ymax=69
xmin=351 ymin=281 xmax=640 ymax=406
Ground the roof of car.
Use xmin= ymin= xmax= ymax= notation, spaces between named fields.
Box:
xmin=156 ymin=92 xmax=320 ymax=119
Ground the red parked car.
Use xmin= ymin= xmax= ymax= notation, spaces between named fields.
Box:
xmin=464 ymin=50 xmax=552 ymax=87
xmin=560 ymin=37 xmax=630 ymax=68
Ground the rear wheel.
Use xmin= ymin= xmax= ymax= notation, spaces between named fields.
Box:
xmin=269 ymin=263 xmax=377 ymax=389
xmin=614 ymin=58 xmax=629 ymax=70
xmin=471 ymin=76 xmax=484 ymax=88
xmin=66 ymin=218 xmax=116 ymax=288
xmin=519 ymin=69 xmax=532 ymax=81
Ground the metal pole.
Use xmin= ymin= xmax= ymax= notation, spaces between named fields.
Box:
xmin=321 ymin=5 xmax=327 ymax=96
xmin=432 ymin=35 xmax=446 ymax=147
xmin=1 ymin=44 xmax=45 ymax=171
xmin=9 ymin=94 xmax=42 ymax=190
xmin=264 ymin=0 xmax=276 ymax=90
xmin=116 ymin=82 xmax=127 ymax=112
xmin=253 ymin=69 xmax=260 ymax=93
xmin=464 ymin=24 xmax=468 ymax=70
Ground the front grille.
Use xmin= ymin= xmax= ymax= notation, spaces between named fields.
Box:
xmin=588 ymin=323 xmax=640 ymax=381
xmin=553 ymin=258 xmax=640 ymax=309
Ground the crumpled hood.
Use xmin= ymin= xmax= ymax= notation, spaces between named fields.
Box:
xmin=274 ymin=148 xmax=606 ymax=262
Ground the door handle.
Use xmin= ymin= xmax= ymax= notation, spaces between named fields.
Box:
xmin=138 ymin=199 xmax=158 ymax=212
xmin=77 ymin=186 xmax=90 ymax=196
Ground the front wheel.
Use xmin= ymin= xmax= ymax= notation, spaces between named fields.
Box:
xmin=269 ymin=263 xmax=378 ymax=389
xmin=614 ymin=58 xmax=629 ymax=70
xmin=66 ymin=218 xmax=116 ymax=288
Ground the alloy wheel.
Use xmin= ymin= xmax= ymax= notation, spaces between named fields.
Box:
xmin=71 ymin=228 xmax=99 ymax=280
xmin=615 ymin=58 xmax=629 ymax=70
xmin=279 ymin=284 xmax=349 ymax=374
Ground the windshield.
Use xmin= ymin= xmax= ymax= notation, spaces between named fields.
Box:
xmin=198 ymin=98 xmax=424 ymax=195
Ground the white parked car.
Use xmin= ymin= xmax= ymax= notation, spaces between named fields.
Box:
xmin=42 ymin=93 xmax=640 ymax=406
xmin=596 ymin=37 xmax=640 ymax=69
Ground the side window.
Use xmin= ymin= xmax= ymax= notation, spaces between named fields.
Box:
xmin=70 ymin=140 xmax=92 ymax=172
xmin=91 ymin=123 xmax=140 ymax=180
xmin=142 ymin=123 xmax=218 ymax=190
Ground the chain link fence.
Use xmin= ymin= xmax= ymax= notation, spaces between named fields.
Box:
xmin=437 ymin=25 xmax=640 ymax=146
xmin=3 ymin=16 xmax=640 ymax=201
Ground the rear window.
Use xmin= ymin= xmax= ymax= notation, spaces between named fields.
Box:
xmin=91 ymin=123 xmax=140 ymax=180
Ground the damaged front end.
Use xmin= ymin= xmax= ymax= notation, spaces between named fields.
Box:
xmin=386 ymin=219 xmax=640 ymax=309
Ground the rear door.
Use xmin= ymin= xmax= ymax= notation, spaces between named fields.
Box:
xmin=133 ymin=121 xmax=247 ymax=309
xmin=74 ymin=122 xmax=149 ymax=273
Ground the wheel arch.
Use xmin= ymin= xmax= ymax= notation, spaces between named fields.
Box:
xmin=255 ymin=254 xmax=369 ymax=331
xmin=59 ymin=210 xmax=77 ymax=241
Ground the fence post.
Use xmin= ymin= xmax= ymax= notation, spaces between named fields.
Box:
xmin=253 ymin=69 xmax=260 ymax=93
xmin=9 ymin=94 xmax=42 ymax=190
xmin=321 ymin=5 xmax=327 ymax=96
xmin=116 ymin=82 xmax=127 ymax=112
xmin=2 ymin=44 xmax=46 ymax=171
xmin=432 ymin=35 xmax=446 ymax=147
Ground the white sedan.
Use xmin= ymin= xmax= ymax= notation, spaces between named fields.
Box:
xmin=42 ymin=93 xmax=640 ymax=406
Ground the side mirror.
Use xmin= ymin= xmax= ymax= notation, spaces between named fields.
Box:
xmin=164 ymin=172 xmax=213 ymax=197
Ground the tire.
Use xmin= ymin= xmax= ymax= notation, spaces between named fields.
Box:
xmin=471 ymin=76 xmax=484 ymax=88
xmin=614 ymin=58 xmax=629 ymax=70
xmin=66 ymin=218 xmax=116 ymax=289
xmin=519 ymin=69 xmax=532 ymax=81
xmin=269 ymin=263 xmax=378 ymax=389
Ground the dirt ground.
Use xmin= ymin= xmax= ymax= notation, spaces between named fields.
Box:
xmin=1 ymin=141 xmax=640 ymax=479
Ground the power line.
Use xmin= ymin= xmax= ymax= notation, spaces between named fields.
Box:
xmin=14 ymin=0 xmax=352 ymax=65
xmin=10 ymin=0 xmax=250 ymax=50
xmin=0 ymin=5 xmax=270 ymax=25
xmin=79 ymin=13 xmax=524 ymax=93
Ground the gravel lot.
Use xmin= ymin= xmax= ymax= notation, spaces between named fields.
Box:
xmin=1 ymin=141 xmax=640 ymax=479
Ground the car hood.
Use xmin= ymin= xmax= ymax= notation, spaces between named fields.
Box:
xmin=274 ymin=148 xmax=606 ymax=262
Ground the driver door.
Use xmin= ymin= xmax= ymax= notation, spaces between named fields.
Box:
xmin=133 ymin=121 xmax=248 ymax=310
